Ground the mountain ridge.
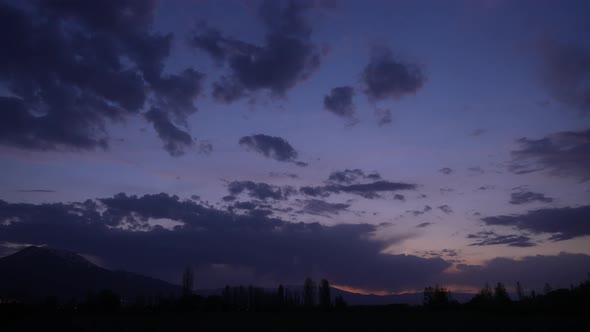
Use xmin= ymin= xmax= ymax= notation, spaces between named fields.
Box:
xmin=0 ymin=246 xmax=181 ymax=301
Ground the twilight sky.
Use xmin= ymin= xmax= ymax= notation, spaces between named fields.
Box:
xmin=1 ymin=0 xmax=590 ymax=295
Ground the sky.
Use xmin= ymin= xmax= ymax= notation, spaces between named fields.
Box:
xmin=0 ymin=0 xmax=589 ymax=295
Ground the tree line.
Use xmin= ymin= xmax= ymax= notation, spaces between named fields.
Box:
xmin=422 ymin=277 xmax=590 ymax=314
xmin=1 ymin=267 xmax=589 ymax=315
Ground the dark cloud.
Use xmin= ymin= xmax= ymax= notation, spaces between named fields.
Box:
xmin=211 ymin=76 xmax=248 ymax=103
xmin=229 ymin=200 xmax=275 ymax=218
xmin=509 ymin=129 xmax=590 ymax=181
xmin=145 ymin=109 xmax=193 ymax=157
xmin=481 ymin=205 xmax=590 ymax=241
xmin=301 ymin=199 xmax=350 ymax=216
xmin=416 ymin=249 xmax=462 ymax=262
xmin=239 ymin=134 xmax=302 ymax=164
xmin=477 ymin=185 xmax=494 ymax=191
xmin=467 ymin=231 xmax=535 ymax=247
xmin=300 ymin=181 xmax=416 ymax=199
xmin=269 ymin=172 xmax=299 ymax=179
xmin=416 ymin=222 xmax=432 ymax=228
xmin=300 ymin=186 xmax=327 ymax=197
xmin=191 ymin=0 xmax=321 ymax=102
xmin=394 ymin=194 xmax=405 ymax=201
xmin=190 ymin=20 xmax=257 ymax=63
xmin=363 ymin=47 xmax=425 ymax=100
xmin=326 ymin=169 xmax=381 ymax=184
xmin=150 ymin=68 xmax=205 ymax=121
xmin=197 ymin=141 xmax=213 ymax=155
xmin=314 ymin=169 xmax=388 ymax=199
xmin=509 ymin=190 xmax=553 ymax=205
xmin=409 ymin=205 xmax=432 ymax=216
xmin=0 ymin=1 xmax=203 ymax=154
xmin=439 ymin=167 xmax=453 ymax=175
xmin=438 ymin=205 xmax=453 ymax=214
xmin=233 ymin=201 xmax=269 ymax=211
xmin=323 ymin=86 xmax=355 ymax=119
xmin=540 ymin=40 xmax=590 ymax=113
xmin=222 ymin=195 xmax=236 ymax=202
xmin=0 ymin=194 xmax=449 ymax=292
xmin=227 ymin=181 xmax=291 ymax=201
xmin=362 ymin=46 xmax=425 ymax=124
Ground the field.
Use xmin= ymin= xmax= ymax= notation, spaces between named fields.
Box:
xmin=2 ymin=310 xmax=587 ymax=332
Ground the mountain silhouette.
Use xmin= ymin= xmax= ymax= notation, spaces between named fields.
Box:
xmin=0 ymin=246 xmax=180 ymax=301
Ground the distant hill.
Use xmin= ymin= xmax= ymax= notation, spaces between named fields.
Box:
xmin=0 ymin=246 xmax=181 ymax=301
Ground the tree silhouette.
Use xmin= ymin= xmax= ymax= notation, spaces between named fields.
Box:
xmin=182 ymin=266 xmax=194 ymax=298
xmin=423 ymin=284 xmax=451 ymax=308
xmin=543 ymin=283 xmax=553 ymax=295
xmin=318 ymin=279 xmax=331 ymax=310
xmin=303 ymin=277 xmax=316 ymax=308
xmin=468 ymin=282 xmax=494 ymax=307
xmin=277 ymin=284 xmax=285 ymax=308
xmin=494 ymin=282 xmax=511 ymax=304
xmin=516 ymin=281 xmax=525 ymax=301
xmin=334 ymin=294 xmax=347 ymax=310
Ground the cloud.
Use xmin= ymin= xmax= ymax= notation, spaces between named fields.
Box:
xmin=323 ymin=86 xmax=355 ymax=119
xmin=540 ymin=40 xmax=590 ymax=113
xmin=408 ymin=205 xmax=432 ymax=216
xmin=229 ymin=200 xmax=275 ymax=218
xmin=145 ymin=108 xmax=193 ymax=156
xmin=416 ymin=222 xmax=433 ymax=228
xmin=363 ymin=47 xmax=425 ymax=100
xmin=197 ymin=141 xmax=213 ymax=155
xmin=477 ymin=185 xmax=494 ymax=191
xmin=300 ymin=170 xmax=411 ymax=199
xmin=394 ymin=194 xmax=405 ymax=201
xmin=0 ymin=1 xmax=203 ymax=154
xmin=326 ymin=169 xmax=381 ymax=184
xmin=191 ymin=0 xmax=321 ymax=102
xmin=15 ymin=189 xmax=56 ymax=193
xmin=0 ymin=194 xmax=449 ymax=292
xmin=438 ymin=205 xmax=453 ymax=214
xmin=439 ymin=167 xmax=453 ymax=175
xmin=509 ymin=190 xmax=553 ymax=205
xmin=301 ymin=199 xmax=350 ymax=216
xmin=362 ymin=46 xmax=425 ymax=124
xmin=269 ymin=172 xmax=299 ymax=179
xmin=467 ymin=231 xmax=535 ymax=247
xmin=509 ymin=129 xmax=590 ymax=181
xmin=222 ymin=195 xmax=236 ymax=202
xmin=239 ymin=134 xmax=303 ymax=164
xmin=227 ymin=181 xmax=292 ymax=201
xmin=481 ymin=205 xmax=590 ymax=241
xmin=300 ymin=181 xmax=417 ymax=199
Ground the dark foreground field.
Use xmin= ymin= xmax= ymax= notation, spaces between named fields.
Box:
xmin=2 ymin=311 xmax=588 ymax=332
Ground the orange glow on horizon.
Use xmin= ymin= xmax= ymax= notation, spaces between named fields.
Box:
xmin=332 ymin=284 xmax=392 ymax=296
xmin=332 ymin=283 xmax=480 ymax=296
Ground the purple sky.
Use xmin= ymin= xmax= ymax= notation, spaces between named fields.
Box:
xmin=1 ymin=0 xmax=589 ymax=294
